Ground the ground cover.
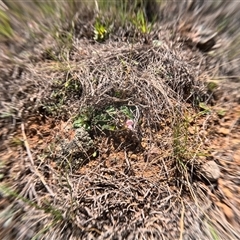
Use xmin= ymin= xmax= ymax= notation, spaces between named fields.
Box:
xmin=0 ymin=1 xmax=240 ymax=239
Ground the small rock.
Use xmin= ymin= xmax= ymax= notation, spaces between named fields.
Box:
xmin=201 ymin=160 xmax=220 ymax=182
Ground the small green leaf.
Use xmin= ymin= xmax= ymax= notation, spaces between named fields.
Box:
xmin=199 ymin=102 xmax=211 ymax=112
xmin=73 ymin=114 xmax=90 ymax=130
xmin=208 ymin=224 xmax=219 ymax=240
xmin=216 ymin=109 xmax=226 ymax=117
xmin=207 ymin=82 xmax=218 ymax=92
xmin=101 ymin=124 xmax=115 ymax=131
xmin=120 ymin=106 xmax=134 ymax=119
xmin=106 ymin=106 xmax=117 ymax=115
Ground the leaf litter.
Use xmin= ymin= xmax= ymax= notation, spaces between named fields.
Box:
xmin=1 ymin=1 xmax=240 ymax=239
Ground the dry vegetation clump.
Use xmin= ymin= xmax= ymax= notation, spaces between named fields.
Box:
xmin=1 ymin=0 xmax=240 ymax=239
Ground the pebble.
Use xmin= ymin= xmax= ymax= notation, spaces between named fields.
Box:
xmin=201 ymin=160 xmax=220 ymax=182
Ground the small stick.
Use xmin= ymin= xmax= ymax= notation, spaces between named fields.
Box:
xmin=124 ymin=151 xmax=131 ymax=171
xmin=179 ymin=199 xmax=185 ymax=240
xmin=21 ymin=123 xmax=55 ymax=197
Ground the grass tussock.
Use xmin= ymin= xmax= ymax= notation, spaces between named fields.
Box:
xmin=1 ymin=0 xmax=240 ymax=239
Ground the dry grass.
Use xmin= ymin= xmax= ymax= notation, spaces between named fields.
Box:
xmin=1 ymin=0 xmax=240 ymax=239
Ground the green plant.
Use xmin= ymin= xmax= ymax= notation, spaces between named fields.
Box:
xmin=173 ymin=118 xmax=189 ymax=170
xmin=46 ymin=90 xmax=65 ymax=112
xmin=131 ymin=9 xmax=153 ymax=34
xmin=64 ymin=77 xmax=81 ymax=92
xmin=0 ymin=9 xmax=13 ymax=40
xmin=199 ymin=102 xmax=211 ymax=115
xmin=94 ymin=18 xmax=109 ymax=41
xmin=42 ymin=76 xmax=82 ymax=116
xmin=119 ymin=105 xmax=134 ymax=119
xmin=92 ymin=106 xmax=117 ymax=130
xmin=207 ymin=81 xmax=218 ymax=92
xmin=73 ymin=105 xmax=135 ymax=131
xmin=208 ymin=224 xmax=220 ymax=240
xmin=73 ymin=112 xmax=91 ymax=130
xmin=172 ymin=112 xmax=200 ymax=186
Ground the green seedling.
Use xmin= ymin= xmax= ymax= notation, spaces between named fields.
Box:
xmin=120 ymin=105 xmax=134 ymax=119
xmin=73 ymin=113 xmax=91 ymax=130
xmin=199 ymin=102 xmax=211 ymax=115
xmin=64 ymin=78 xmax=81 ymax=92
xmin=94 ymin=18 xmax=108 ymax=41
xmin=131 ymin=9 xmax=153 ymax=34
